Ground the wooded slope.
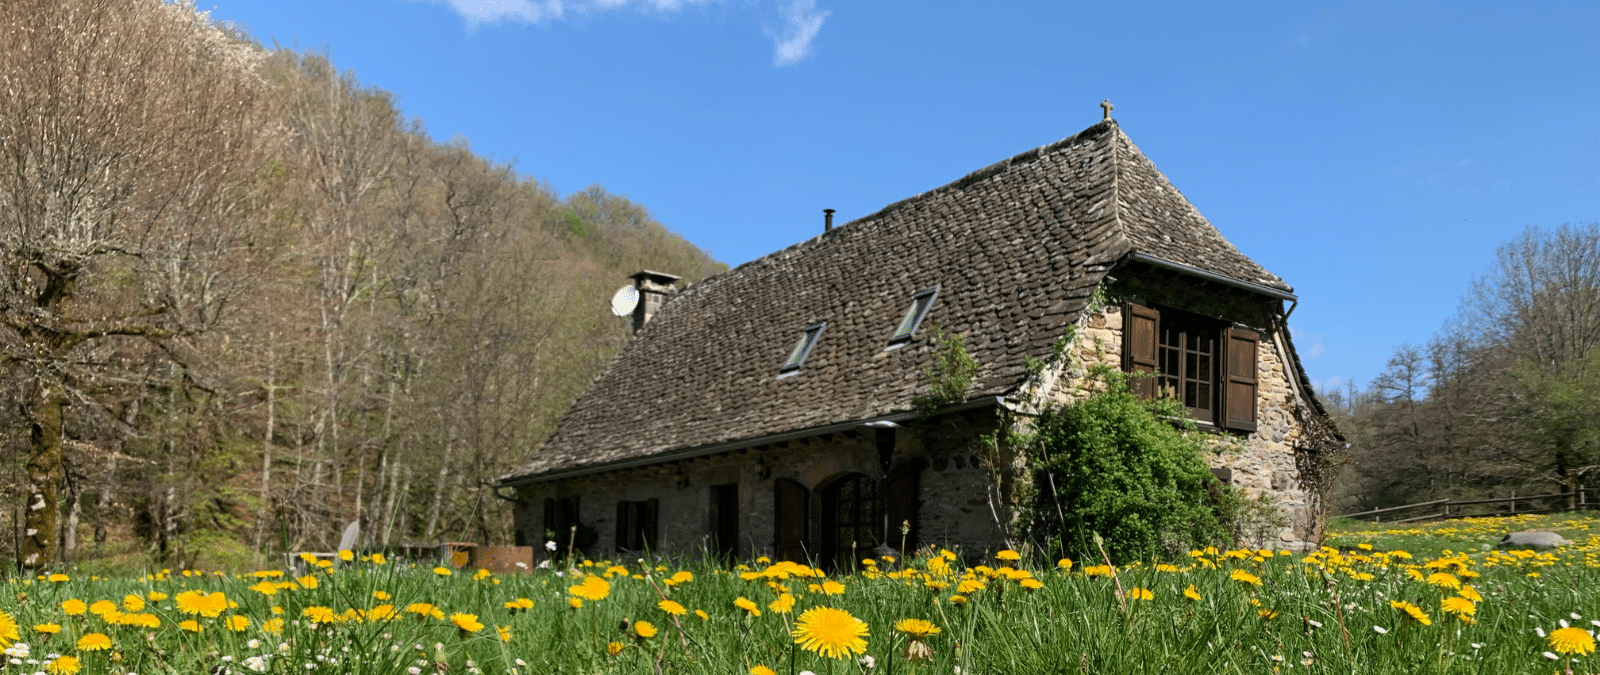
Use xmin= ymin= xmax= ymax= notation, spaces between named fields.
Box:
xmin=0 ymin=0 xmax=725 ymax=571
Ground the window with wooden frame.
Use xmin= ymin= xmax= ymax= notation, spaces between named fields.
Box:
xmin=1122 ymin=301 xmax=1259 ymax=432
xmin=614 ymin=499 xmax=659 ymax=551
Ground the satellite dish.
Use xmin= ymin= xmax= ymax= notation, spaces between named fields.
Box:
xmin=609 ymin=285 xmax=640 ymax=317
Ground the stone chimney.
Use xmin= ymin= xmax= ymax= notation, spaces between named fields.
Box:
xmin=628 ymin=270 xmax=681 ymax=334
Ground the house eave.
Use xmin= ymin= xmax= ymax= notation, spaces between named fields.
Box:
xmin=1125 ymin=252 xmax=1297 ymax=302
xmin=497 ymin=396 xmax=1010 ymax=489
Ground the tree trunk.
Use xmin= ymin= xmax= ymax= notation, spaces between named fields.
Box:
xmin=255 ymin=336 xmax=277 ymax=553
xmin=21 ymin=378 xmax=65 ymax=570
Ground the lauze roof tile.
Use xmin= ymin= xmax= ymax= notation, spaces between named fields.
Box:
xmin=501 ymin=120 xmax=1290 ymax=484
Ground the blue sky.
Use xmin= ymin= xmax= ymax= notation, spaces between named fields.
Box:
xmin=210 ymin=0 xmax=1600 ymax=396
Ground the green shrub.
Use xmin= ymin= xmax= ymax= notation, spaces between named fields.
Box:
xmin=1020 ymin=366 xmax=1229 ymax=563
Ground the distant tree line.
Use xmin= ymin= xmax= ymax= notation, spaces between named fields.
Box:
xmin=1326 ymin=223 xmax=1600 ymax=515
xmin=0 ymin=0 xmax=724 ymax=571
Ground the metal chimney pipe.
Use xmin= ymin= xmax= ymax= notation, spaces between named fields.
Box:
xmin=824 ymin=208 xmax=835 ymax=232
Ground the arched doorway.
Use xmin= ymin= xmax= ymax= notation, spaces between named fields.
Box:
xmin=821 ymin=473 xmax=881 ymax=570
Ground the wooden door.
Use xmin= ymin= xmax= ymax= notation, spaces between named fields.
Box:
xmin=774 ymin=479 xmax=809 ymax=564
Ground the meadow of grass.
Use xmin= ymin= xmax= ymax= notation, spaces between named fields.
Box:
xmin=1 ymin=513 xmax=1598 ymax=674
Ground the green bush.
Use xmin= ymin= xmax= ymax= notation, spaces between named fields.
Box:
xmin=1020 ymin=366 xmax=1229 ymax=563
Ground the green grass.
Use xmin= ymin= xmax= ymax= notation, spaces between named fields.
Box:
xmin=3 ymin=516 xmax=1600 ymax=674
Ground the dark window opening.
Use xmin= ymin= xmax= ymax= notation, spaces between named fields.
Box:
xmin=543 ymin=496 xmax=579 ymax=546
xmin=614 ymin=499 xmax=658 ymax=552
xmin=710 ymin=484 xmax=739 ymax=560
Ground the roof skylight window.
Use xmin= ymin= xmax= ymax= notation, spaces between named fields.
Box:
xmin=888 ymin=287 xmax=939 ymax=346
xmin=780 ymin=322 xmax=827 ymax=374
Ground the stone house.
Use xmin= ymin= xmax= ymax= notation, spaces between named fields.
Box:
xmin=495 ymin=116 xmax=1340 ymax=566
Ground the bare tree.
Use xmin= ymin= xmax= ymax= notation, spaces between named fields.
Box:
xmin=0 ymin=0 xmax=279 ymax=568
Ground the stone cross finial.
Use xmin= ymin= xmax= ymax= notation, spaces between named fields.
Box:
xmin=1100 ymin=99 xmax=1114 ymax=122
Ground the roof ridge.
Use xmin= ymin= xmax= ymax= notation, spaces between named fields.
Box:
xmin=844 ymin=120 xmax=1117 ymax=231
xmin=677 ymin=120 xmax=1123 ymax=303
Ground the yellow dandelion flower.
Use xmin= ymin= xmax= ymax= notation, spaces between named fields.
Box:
xmin=949 ymin=594 xmax=968 ymax=606
xmin=791 ymin=607 xmax=870 ymax=660
xmin=496 ymin=625 xmax=512 ymax=642
xmin=147 ymin=592 xmax=168 ymax=602
xmin=568 ymin=597 xmax=583 ymax=610
xmin=659 ymin=600 xmax=687 ymax=616
xmin=338 ymin=550 xmax=354 ymax=561
xmin=1057 ymin=557 xmax=1074 ymax=572
xmin=302 ymin=606 xmax=338 ymax=624
xmin=261 ymin=618 xmax=284 ymax=634
xmin=34 ymin=623 xmax=62 ymax=636
xmin=370 ymin=552 xmax=388 ymax=564
xmin=1549 ymin=627 xmax=1597 ymax=656
xmin=76 ymin=632 xmax=111 ymax=651
xmin=225 ymin=616 xmax=250 ymax=632
xmin=956 ymin=579 xmax=986 ymax=594
xmin=1230 ymin=570 xmax=1262 ymax=586
xmin=405 ymin=603 xmax=444 ymax=620
xmin=1257 ymin=608 xmax=1279 ymax=620
xmin=751 ymin=667 xmax=777 ymax=675
xmin=178 ymin=619 xmax=203 ymax=633
xmin=1389 ymin=600 xmax=1431 ymax=626
xmin=89 ymin=600 xmax=117 ymax=616
xmin=120 ymin=613 xmax=160 ymax=629
xmin=821 ymin=580 xmax=846 ymax=595
xmin=569 ymin=575 xmax=611 ymax=602
xmin=996 ymin=550 xmax=1021 ymax=561
xmin=1020 ymin=578 xmax=1044 ymax=592
xmin=769 ymin=593 xmax=796 ymax=614
xmin=433 ymin=566 xmax=453 ymax=576
xmin=634 ymin=620 xmax=658 ymax=639
xmin=46 ymin=574 xmax=68 ymax=583
xmin=248 ymin=581 xmax=278 ymax=596
xmin=1128 ymin=587 xmax=1154 ymax=601
xmin=1459 ymin=586 xmax=1483 ymax=602
xmin=121 ymin=595 xmax=144 ymax=612
xmin=1440 ymin=597 xmax=1476 ymax=617
xmin=1425 ymin=572 xmax=1460 ymax=589
xmin=451 ymin=613 xmax=484 ymax=633
xmin=1084 ymin=565 xmax=1114 ymax=578
xmin=893 ymin=618 xmax=941 ymax=639
xmin=606 ymin=641 xmax=625 ymax=656
xmin=734 ymin=597 xmax=762 ymax=617
xmin=695 ymin=610 xmax=710 ymax=621
xmin=44 ymin=655 xmax=81 ymax=675
xmin=1184 ymin=585 xmax=1202 ymax=602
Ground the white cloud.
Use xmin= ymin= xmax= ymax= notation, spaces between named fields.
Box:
xmin=430 ymin=0 xmax=830 ymax=68
xmin=1312 ymin=376 xmax=1351 ymax=397
xmin=439 ymin=0 xmax=565 ymax=27
xmin=765 ymin=0 xmax=829 ymax=67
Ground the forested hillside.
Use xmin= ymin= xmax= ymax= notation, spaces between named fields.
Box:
xmin=1327 ymin=223 xmax=1600 ymax=515
xmin=0 ymin=0 xmax=724 ymax=571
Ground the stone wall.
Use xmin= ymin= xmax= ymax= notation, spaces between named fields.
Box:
xmin=512 ymin=410 xmax=1010 ymax=561
xmin=1021 ymin=266 xmax=1321 ymax=551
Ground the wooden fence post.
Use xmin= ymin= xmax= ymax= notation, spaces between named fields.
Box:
xmin=1510 ymin=490 xmax=1516 ymax=514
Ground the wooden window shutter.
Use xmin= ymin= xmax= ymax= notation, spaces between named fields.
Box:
xmin=1122 ymin=302 xmax=1160 ymax=398
xmin=1221 ymin=327 xmax=1259 ymax=432
xmin=641 ymin=498 xmax=659 ymax=551
xmin=615 ymin=501 xmax=631 ymax=550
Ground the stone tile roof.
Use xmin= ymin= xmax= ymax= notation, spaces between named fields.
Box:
xmin=501 ymin=120 xmax=1290 ymax=483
